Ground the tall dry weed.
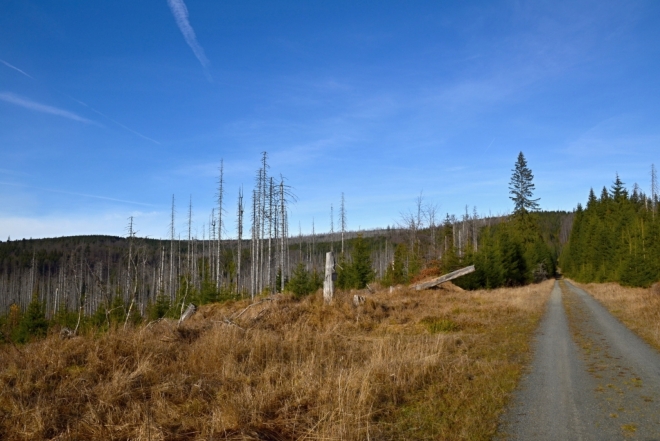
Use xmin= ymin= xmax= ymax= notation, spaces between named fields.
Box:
xmin=0 ymin=281 xmax=553 ymax=440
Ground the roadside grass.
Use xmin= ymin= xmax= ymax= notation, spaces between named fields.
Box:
xmin=0 ymin=280 xmax=552 ymax=440
xmin=574 ymin=281 xmax=660 ymax=352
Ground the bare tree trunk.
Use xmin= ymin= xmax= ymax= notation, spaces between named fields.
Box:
xmin=127 ymin=216 xmax=134 ymax=298
xmin=259 ymin=154 xmax=268 ymax=293
xmin=217 ymin=160 xmax=224 ymax=290
xmin=323 ymin=251 xmax=335 ymax=304
xmin=188 ymin=196 xmax=192 ymax=274
xmin=340 ymin=193 xmax=346 ymax=256
xmin=202 ymin=223 xmax=205 ymax=285
xmin=280 ymin=179 xmax=286 ymax=293
xmin=652 ymin=163 xmax=658 ymax=217
xmin=330 ymin=203 xmax=334 ymax=252
xmin=237 ymin=187 xmax=244 ymax=295
xmin=268 ymin=177 xmax=273 ymax=292
xmin=251 ymin=189 xmax=258 ymax=299
xmin=170 ymin=195 xmax=175 ymax=303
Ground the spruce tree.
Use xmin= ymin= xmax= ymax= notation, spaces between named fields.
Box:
xmin=383 ymin=244 xmax=408 ymax=286
xmin=587 ymin=188 xmax=597 ymax=209
xmin=15 ymin=298 xmax=48 ymax=343
xmin=349 ymin=235 xmax=374 ymax=289
xmin=610 ymin=173 xmax=628 ymax=201
xmin=288 ymin=263 xmax=312 ymax=297
xmin=509 ymin=152 xmax=540 ymax=215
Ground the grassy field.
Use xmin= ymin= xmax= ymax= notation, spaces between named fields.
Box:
xmin=0 ymin=280 xmax=553 ymax=440
xmin=575 ymin=281 xmax=660 ymax=352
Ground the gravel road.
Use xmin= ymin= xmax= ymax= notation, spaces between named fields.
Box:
xmin=497 ymin=280 xmax=660 ymax=440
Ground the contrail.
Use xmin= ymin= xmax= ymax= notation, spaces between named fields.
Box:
xmin=0 ymin=59 xmax=34 ymax=79
xmin=0 ymin=92 xmax=99 ymax=125
xmin=0 ymin=181 xmax=156 ymax=207
xmin=74 ymin=99 xmax=161 ymax=145
xmin=0 ymin=60 xmax=160 ymax=144
xmin=166 ymin=0 xmax=212 ymax=77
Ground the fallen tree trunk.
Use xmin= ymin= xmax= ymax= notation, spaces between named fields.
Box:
xmin=414 ymin=265 xmax=475 ymax=291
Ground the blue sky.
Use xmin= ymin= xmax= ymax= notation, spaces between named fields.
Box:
xmin=1 ymin=0 xmax=659 ymax=240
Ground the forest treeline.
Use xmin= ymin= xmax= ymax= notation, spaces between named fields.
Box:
xmin=0 ymin=209 xmax=570 ymax=339
xmin=1 ymin=152 xmax=568 ymax=343
xmin=559 ymin=173 xmax=660 ymax=287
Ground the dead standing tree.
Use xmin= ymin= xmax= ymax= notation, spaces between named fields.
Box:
xmin=216 ymin=160 xmax=224 ymax=290
xmin=330 ymin=203 xmax=334 ymax=252
xmin=237 ymin=186 xmax=244 ymax=295
xmin=169 ymin=195 xmax=176 ymax=304
xmin=267 ymin=176 xmax=274 ymax=291
xmin=278 ymin=176 xmax=296 ymax=293
xmin=340 ymin=192 xmax=346 ymax=256
xmin=652 ymin=164 xmax=658 ymax=217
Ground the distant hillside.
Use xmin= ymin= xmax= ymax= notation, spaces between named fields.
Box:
xmin=0 ymin=211 xmax=571 ymax=319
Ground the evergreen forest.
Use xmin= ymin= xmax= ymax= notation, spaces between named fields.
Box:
xmin=559 ymin=173 xmax=660 ymax=287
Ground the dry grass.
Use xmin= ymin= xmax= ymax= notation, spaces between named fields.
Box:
xmin=575 ymin=281 xmax=660 ymax=352
xmin=0 ymin=280 xmax=553 ymax=440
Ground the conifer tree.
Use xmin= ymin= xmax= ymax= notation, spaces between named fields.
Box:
xmin=610 ymin=173 xmax=628 ymax=201
xmin=587 ymin=188 xmax=597 ymax=209
xmin=509 ymin=152 xmax=540 ymax=214
xmin=383 ymin=244 xmax=407 ymax=286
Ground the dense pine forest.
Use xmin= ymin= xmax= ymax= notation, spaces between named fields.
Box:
xmin=559 ymin=172 xmax=660 ymax=287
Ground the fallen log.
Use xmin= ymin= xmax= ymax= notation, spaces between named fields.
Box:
xmin=414 ymin=265 xmax=475 ymax=291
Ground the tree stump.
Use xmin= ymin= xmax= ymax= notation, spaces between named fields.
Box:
xmin=323 ymin=251 xmax=335 ymax=304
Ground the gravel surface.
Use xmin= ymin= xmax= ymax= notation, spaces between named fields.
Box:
xmin=497 ymin=280 xmax=660 ymax=440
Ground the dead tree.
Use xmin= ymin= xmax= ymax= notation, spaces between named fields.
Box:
xmin=169 ymin=195 xmax=176 ymax=303
xmin=210 ymin=209 xmax=215 ymax=282
xmin=330 ymin=203 xmax=334 ymax=251
xmin=237 ymin=187 xmax=244 ymax=295
xmin=424 ymin=201 xmax=439 ymax=259
xmin=259 ymin=153 xmax=269 ymax=293
xmin=280 ymin=180 xmax=286 ymax=293
xmin=187 ymin=196 xmax=193 ymax=273
xmin=251 ymin=188 xmax=258 ymax=299
xmin=267 ymin=176 xmax=274 ymax=291
xmin=414 ymin=265 xmax=475 ymax=290
xmin=340 ymin=192 xmax=346 ymax=256
xmin=652 ymin=164 xmax=658 ymax=217
xmin=216 ymin=160 xmax=224 ymax=289
xmin=277 ymin=176 xmax=296 ymax=291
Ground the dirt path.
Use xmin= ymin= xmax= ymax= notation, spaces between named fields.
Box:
xmin=497 ymin=280 xmax=660 ymax=440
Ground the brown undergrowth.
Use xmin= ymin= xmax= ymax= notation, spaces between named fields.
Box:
xmin=574 ymin=281 xmax=660 ymax=352
xmin=0 ymin=281 xmax=553 ymax=440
